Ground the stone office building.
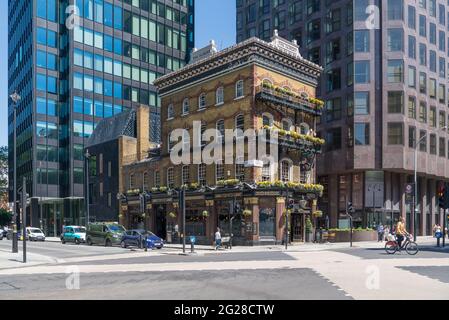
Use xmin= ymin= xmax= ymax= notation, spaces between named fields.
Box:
xmin=120 ymin=34 xmax=325 ymax=245
xmin=236 ymin=0 xmax=449 ymax=234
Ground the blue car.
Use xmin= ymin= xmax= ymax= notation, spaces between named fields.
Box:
xmin=120 ymin=230 xmax=164 ymax=249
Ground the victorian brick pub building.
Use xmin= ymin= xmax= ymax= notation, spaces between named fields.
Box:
xmin=119 ymin=33 xmax=325 ymax=245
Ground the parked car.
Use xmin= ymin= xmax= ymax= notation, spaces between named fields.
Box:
xmin=26 ymin=228 xmax=46 ymax=241
xmin=61 ymin=226 xmax=86 ymax=245
xmin=86 ymin=222 xmax=126 ymax=247
xmin=121 ymin=230 xmax=164 ymax=249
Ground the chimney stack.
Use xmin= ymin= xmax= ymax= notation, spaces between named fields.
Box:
xmin=136 ymin=105 xmax=151 ymax=161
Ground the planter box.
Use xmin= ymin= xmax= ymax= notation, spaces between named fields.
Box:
xmin=327 ymin=230 xmax=377 ymax=243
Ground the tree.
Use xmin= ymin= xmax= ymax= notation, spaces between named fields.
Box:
xmin=0 ymin=146 xmax=7 ymax=190
xmin=0 ymin=208 xmax=12 ymax=227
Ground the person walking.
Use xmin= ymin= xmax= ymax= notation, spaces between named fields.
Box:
xmin=377 ymin=224 xmax=384 ymax=242
xmin=214 ymin=228 xmax=222 ymax=251
xmin=383 ymin=225 xmax=390 ymax=242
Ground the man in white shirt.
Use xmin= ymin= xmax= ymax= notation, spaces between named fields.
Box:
xmin=215 ymin=228 xmax=222 ymax=250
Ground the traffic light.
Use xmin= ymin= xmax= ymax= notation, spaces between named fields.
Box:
xmin=438 ymin=183 xmax=445 ymax=208
xmin=287 ymin=199 xmax=295 ymax=210
xmin=347 ymin=202 xmax=354 ymax=214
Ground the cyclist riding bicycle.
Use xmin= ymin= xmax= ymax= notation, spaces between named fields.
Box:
xmin=395 ymin=216 xmax=409 ymax=250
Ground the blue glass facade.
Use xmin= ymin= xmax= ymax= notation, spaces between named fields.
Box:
xmin=8 ymin=0 xmax=194 ymax=235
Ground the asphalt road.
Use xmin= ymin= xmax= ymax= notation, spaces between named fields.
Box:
xmin=0 ymin=269 xmax=352 ymax=300
xmin=0 ymin=238 xmax=129 ymax=259
xmin=399 ymin=266 xmax=449 ymax=284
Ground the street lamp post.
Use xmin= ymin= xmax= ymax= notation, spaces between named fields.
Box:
xmin=10 ymin=91 xmax=21 ymax=254
xmin=85 ymin=150 xmax=91 ymax=227
xmin=284 ymin=189 xmax=291 ymax=251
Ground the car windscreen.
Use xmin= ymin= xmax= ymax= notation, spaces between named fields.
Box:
xmin=74 ymin=228 xmax=86 ymax=233
xmin=143 ymin=231 xmax=157 ymax=237
xmin=107 ymin=225 xmax=125 ymax=232
xmin=29 ymin=229 xmax=42 ymax=233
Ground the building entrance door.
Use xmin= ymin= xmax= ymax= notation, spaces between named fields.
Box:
xmin=291 ymin=213 xmax=304 ymax=242
xmin=155 ymin=206 xmax=167 ymax=240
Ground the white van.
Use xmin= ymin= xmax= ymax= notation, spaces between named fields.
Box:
xmin=26 ymin=227 xmax=46 ymax=241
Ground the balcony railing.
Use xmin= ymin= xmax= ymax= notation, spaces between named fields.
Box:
xmin=277 ymin=134 xmax=323 ymax=154
xmin=261 ymin=126 xmax=324 ymax=154
xmin=255 ymin=85 xmax=323 ymax=116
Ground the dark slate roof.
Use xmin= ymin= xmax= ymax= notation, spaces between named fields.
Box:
xmin=86 ymin=110 xmax=136 ymax=147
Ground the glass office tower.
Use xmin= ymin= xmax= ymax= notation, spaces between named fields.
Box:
xmin=8 ymin=0 xmax=194 ymax=236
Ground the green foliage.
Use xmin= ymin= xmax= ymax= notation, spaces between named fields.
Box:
xmin=0 ymin=208 xmax=12 ymax=227
xmin=328 ymin=228 xmax=374 ymax=232
xmin=0 ymin=146 xmax=7 ymax=190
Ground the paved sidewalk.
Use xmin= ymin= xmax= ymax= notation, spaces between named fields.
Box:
xmin=0 ymin=247 xmax=58 ymax=269
xmin=164 ymin=236 xmax=443 ymax=253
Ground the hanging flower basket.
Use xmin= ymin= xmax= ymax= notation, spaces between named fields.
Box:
xmin=312 ymin=211 xmax=323 ymax=218
xmin=242 ymin=210 xmax=252 ymax=217
xmin=168 ymin=212 xmax=177 ymax=219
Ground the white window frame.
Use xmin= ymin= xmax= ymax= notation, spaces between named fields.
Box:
xmin=182 ymin=166 xmax=190 ymax=185
xmin=167 ymin=104 xmax=174 ymax=120
xmin=198 ymin=163 xmax=207 ymax=186
xmin=235 ymin=80 xmax=244 ymax=99
xmin=262 ymin=112 xmax=274 ymax=127
xmin=280 ymin=159 xmax=293 ymax=182
xmin=198 ymin=93 xmax=206 ymax=110
xmin=182 ymin=98 xmax=190 ymax=115
xmin=216 ymin=162 xmax=225 ymax=183
xmin=216 ymin=86 xmax=224 ymax=105
xmin=167 ymin=167 xmax=174 ymax=188
xmin=282 ymin=118 xmax=293 ymax=131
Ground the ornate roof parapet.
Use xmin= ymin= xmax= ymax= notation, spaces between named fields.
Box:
xmin=154 ymin=32 xmax=323 ymax=95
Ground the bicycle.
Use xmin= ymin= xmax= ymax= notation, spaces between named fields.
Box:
xmin=384 ymin=233 xmax=419 ymax=255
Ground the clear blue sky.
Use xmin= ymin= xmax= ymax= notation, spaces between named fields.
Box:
xmin=0 ymin=0 xmax=236 ymax=147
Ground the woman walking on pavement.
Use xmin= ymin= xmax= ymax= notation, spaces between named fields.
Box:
xmin=215 ymin=228 xmax=222 ymax=251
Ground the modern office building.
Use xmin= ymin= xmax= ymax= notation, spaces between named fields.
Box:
xmin=8 ymin=0 xmax=194 ymax=236
xmin=237 ymin=0 xmax=449 ymax=235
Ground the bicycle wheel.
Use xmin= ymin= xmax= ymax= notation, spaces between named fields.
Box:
xmin=405 ymin=242 xmax=419 ymax=255
xmin=385 ymin=241 xmax=398 ymax=254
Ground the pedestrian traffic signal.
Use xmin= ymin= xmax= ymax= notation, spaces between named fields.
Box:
xmin=287 ymin=199 xmax=295 ymax=210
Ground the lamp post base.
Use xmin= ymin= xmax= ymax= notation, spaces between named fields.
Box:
xmin=12 ymin=232 xmax=18 ymax=253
